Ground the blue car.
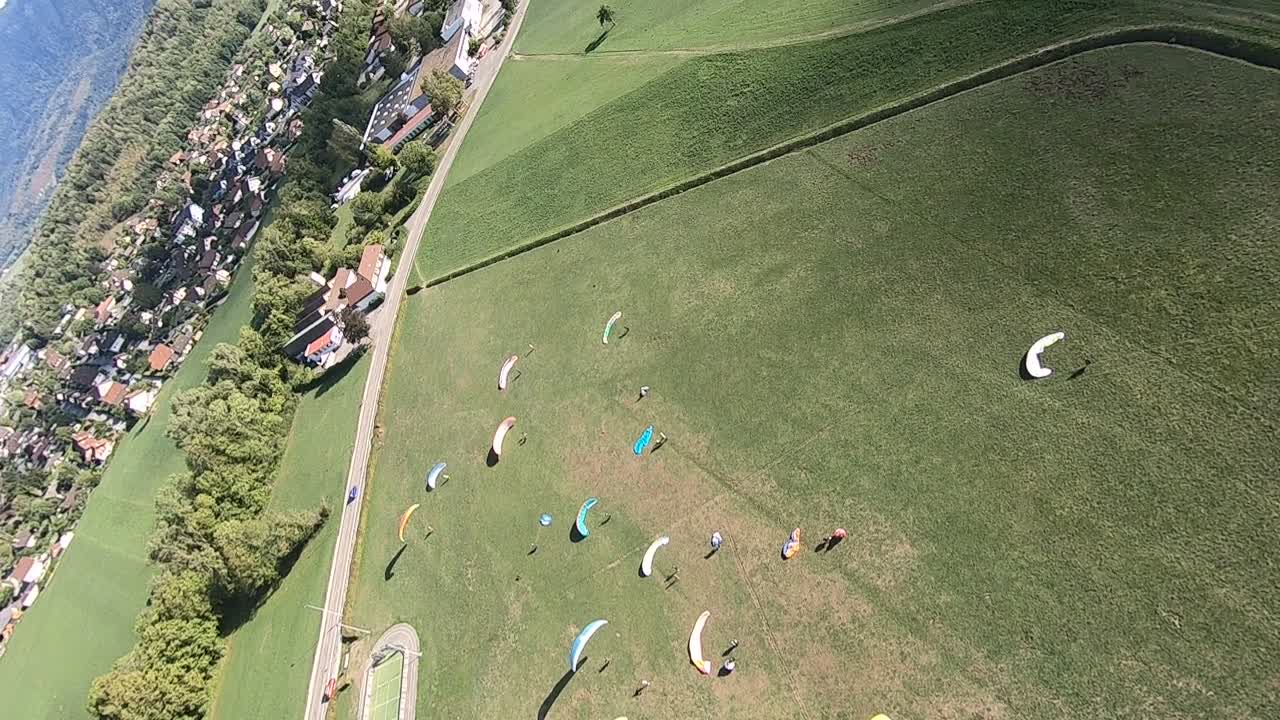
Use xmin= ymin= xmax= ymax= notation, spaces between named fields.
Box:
xmin=347 ymin=486 xmax=358 ymax=504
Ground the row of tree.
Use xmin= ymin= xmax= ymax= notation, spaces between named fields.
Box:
xmin=83 ymin=3 xmax=384 ymax=719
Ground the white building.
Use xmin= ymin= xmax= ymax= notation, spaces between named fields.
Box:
xmin=440 ymin=0 xmax=481 ymax=43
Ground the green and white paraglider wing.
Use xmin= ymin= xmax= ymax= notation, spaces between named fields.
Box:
xmin=602 ymin=311 xmax=622 ymax=344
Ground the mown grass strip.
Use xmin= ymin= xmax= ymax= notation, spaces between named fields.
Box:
xmin=424 ymin=25 xmax=1279 ymax=288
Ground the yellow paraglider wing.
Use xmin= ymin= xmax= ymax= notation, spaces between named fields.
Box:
xmin=398 ymin=503 xmax=420 ymax=543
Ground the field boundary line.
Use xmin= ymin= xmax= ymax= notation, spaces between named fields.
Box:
xmin=424 ymin=24 xmax=1280 ymax=289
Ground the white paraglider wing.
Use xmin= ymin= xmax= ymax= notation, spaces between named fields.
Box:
xmin=426 ymin=462 xmax=447 ymax=490
xmin=688 ymin=611 xmax=713 ymax=675
xmin=492 ymin=416 xmax=517 ymax=457
xmin=1024 ymin=331 xmax=1066 ymax=379
xmin=640 ymin=536 xmax=670 ymax=577
xmin=498 ymin=355 xmax=518 ymax=390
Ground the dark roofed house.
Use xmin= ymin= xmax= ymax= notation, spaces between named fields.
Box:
xmin=283 ymin=316 xmax=337 ymax=359
xmin=171 ymin=329 xmax=196 ymax=357
xmin=68 ymin=365 xmax=99 ymax=390
xmin=343 ymin=277 xmax=375 ymax=309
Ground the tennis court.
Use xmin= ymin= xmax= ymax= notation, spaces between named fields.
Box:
xmin=366 ymin=651 xmax=403 ymax=720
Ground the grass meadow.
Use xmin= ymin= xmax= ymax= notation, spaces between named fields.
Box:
xmin=420 ymin=0 xmax=1280 ymax=279
xmin=512 ymin=0 xmax=948 ymax=54
xmin=0 ymin=256 xmax=259 ymax=720
xmin=344 ymin=44 xmax=1279 ymax=719
xmin=208 ymin=355 xmax=371 ymax=720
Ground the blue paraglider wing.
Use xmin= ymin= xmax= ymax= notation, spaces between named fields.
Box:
xmin=575 ymin=497 xmax=599 ymax=538
xmin=633 ymin=425 xmax=654 ymax=455
xmin=569 ymin=619 xmax=608 ymax=671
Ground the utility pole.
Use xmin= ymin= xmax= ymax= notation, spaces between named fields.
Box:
xmin=305 ymin=604 xmax=372 ymax=635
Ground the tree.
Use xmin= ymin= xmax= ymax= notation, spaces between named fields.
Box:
xmin=422 ymin=70 xmax=464 ymax=117
xmin=398 ymin=141 xmax=438 ymax=180
xmin=338 ymin=307 xmax=370 ymax=343
xmin=370 ymin=144 xmax=399 ymax=173
xmin=349 ymin=191 xmax=387 ymax=231
xmin=381 ymin=47 xmax=408 ymax=81
xmin=500 ymin=0 xmax=516 ymax=14
xmin=596 ymin=4 xmax=615 ymax=27
xmin=214 ymin=509 xmax=326 ymax=599
xmin=256 ymin=227 xmax=320 ymax=280
xmin=144 ymin=572 xmax=215 ymax=624
xmin=330 ymin=118 xmax=367 ymax=168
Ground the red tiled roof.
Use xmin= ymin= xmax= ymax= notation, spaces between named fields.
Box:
xmin=357 ymin=245 xmax=384 ymax=283
xmin=149 ymin=344 xmax=175 ymax=372
xmin=304 ymin=327 xmax=341 ymax=358
xmin=102 ymin=382 xmax=127 ymax=406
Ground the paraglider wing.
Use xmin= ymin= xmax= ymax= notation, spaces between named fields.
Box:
xmin=688 ymin=611 xmax=713 ymax=675
xmin=640 ymin=535 xmax=670 ymax=577
xmin=492 ymin=416 xmax=517 ymax=457
xmin=569 ymin=619 xmax=609 ymax=671
xmin=398 ymin=504 xmax=420 ymax=543
xmin=426 ymin=462 xmax=447 ymax=491
xmin=602 ymin=311 xmax=622 ymax=344
xmin=782 ymin=527 xmax=802 ymax=559
xmin=575 ymin=497 xmax=599 ymax=539
xmin=633 ymin=425 xmax=654 ymax=456
xmin=1024 ymin=331 xmax=1065 ymax=379
xmin=498 ymin=355 xmax=518 ymax=390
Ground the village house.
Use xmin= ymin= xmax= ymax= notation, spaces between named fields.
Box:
xmin=149 ymin=344 xmax=175 ymax=373
xmin=95 ymin=380 xmax=128 ymax=407
xmin=441 ymin=0 xmax=482 ymax=42
xmin=361 ymin=30 xmax=473 ymax=150
xmin=4 ymin=556 xmax=46 ymax=601
xmin=283 ymin=246 xmax=388 ymax=363
xmin=70 ymin=431 xmax=114 ymax=465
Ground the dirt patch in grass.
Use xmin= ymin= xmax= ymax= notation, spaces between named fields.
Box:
xmin=1021 ymin=57 xmax=1144 ymax=102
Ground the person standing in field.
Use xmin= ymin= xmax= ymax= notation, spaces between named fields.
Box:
xmin=710 ymin=531 xmax=724 ymax=554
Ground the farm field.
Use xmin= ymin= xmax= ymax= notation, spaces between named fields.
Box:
xmin=346 ymin=43 xmax=1279 ymax=720
xmin=209 ymin=355 xmax=371 ymax=720
xmin=512 ymin=0 xmax=949 ymax=53
xmin=0 ymin=255 xmax=259 ymax=720
xmin=420 ymin=0 xmax=1280 ymax=279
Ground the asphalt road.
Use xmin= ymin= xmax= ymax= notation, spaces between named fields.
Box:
xmin=301 ymin=4 xmax=530 ymax=719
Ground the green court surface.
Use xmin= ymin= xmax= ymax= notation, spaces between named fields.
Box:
xmin=368 ymin=651 xmax=404 ymax=720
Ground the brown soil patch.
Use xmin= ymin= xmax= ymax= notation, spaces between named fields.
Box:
xmin=1022 ymin=57 xmax=1140 ymax=102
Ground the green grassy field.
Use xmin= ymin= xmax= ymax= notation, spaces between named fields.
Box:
xmin=420 ymin=0 xmax=1280 ymax=279
xmin=513 ymin=0 xmax=947 ymax=53
xmin=346 ymin=44 xmax=1279 ymax=719
xmin=208 ymin=355 xmax=371 ymax=720
xmin=0 ymin=256 xmax=259 ymax=720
